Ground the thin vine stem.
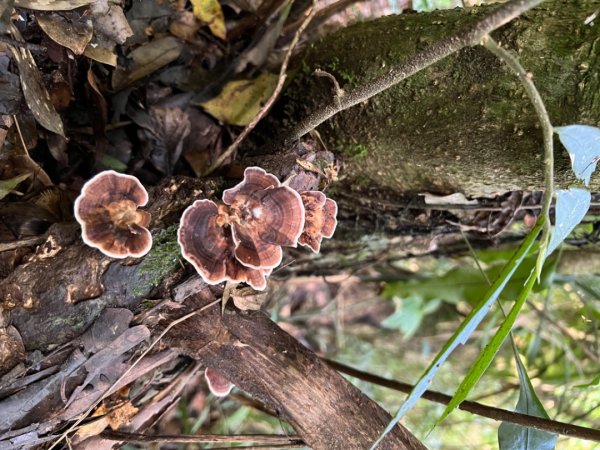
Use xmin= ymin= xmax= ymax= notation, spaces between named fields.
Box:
xmin=481 ymin=35 xmax=554 ymax=265
xmin=282 ymin=0 xmax=546 ymax=145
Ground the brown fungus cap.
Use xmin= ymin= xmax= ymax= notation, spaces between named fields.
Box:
xmin=299 ymin=191 xmax=338 ymax=253
xmin=74 ymin=170 xmax=152 ymax=258
xmin=178 ymin=199 xmax=270 ymax=290
xmin=204 ymin=367 xmax=234 ymax=397
xmin=221 ymin=167 xmax=305 ymax=269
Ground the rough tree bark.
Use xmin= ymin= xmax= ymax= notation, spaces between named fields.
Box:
xmin=267 ymin=0 xmax=600 ymax=196
xmin=1 ymin=1 xmax=598 ymax=449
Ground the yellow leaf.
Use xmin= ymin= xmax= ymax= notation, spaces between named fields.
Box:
xmin=199 ymin=72 xmax=278 ymax=126
xmin=191 ymin=0 xmax=226 ymax=40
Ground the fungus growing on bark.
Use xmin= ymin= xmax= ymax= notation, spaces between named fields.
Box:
xmin=74 ymin=170 xmax=152 ymax=258
xmin=178 ymin=199 xmax=270 ymax=290
xmin=221 ymin=167 xmax=305 ymax=269
xmin=204 ymin=367 xmax=234 ymax=397
xmin=178 ymin=167 xmax=337 ymax=291
xmin=298 ymin=191 xmax=338 ymax=253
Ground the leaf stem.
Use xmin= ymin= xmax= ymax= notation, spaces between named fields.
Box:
xmin=481 ymin=35 xmax=554 ymax=266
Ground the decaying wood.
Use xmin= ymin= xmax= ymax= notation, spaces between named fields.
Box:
xmin=0 ymin=174 xmax=425 ymax=449
xmin=165 ymin=293 xmax=426 ymax=450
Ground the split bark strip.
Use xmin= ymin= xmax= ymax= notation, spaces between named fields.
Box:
xmin=165 ymin=294 xmax=427 ymax=450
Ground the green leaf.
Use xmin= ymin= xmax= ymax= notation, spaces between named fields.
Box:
xmin=555 ymin=124 xmax=600 ymax=186
xmin=498 ymin=341 xmax=558 ymax=450
xmin=574 ymin=373 xmax=600 ymax=389
xmin=546 ymin=189 xmax=591 ymax=256
xmin=383 ymin=253 xmax=554 ymax=307
xmin=370 ymin=218 xmax=545 ymax=450
xmin=0 ymin=173 xmax=30 ymax=200
xmin=382 ymin=297 xmax=441 ymax=338
xmin=436 ymin=268 xmax=538 ymax=425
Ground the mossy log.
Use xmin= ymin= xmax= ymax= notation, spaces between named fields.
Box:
xmin=272 ymin=0 xmax=600 ymax=196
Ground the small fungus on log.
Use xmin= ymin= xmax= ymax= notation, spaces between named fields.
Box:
xmin=204 ymin=367 xmax=235 ymax=397
xmin=299 ymin=191 xmax=338 ymax=253
xmin=74 ymin=170 xmax=152 ymax=258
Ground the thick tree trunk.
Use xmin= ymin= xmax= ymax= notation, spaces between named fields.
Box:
xmin=271 ymin=0 xmax=600 ymax=196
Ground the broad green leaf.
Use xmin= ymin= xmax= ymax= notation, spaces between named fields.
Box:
xmin=0 ymin=173 xmax=30 ymax=200
xmin=199 ymin=72 xmax=278 ymax=126
xmin=370 ymin=218 xmax=544 ymax=449
xmin=382 ymin=297 xmax=441 ymax=338
xmin=498 ymin=341 xmax=558 ymax=450
xmin=555 ymin=125 xmax=600 ymax=185
xmin=436 ymin=269 xmax=538 ymax=425
xmin=382 ymin=253 xmax=554 ymax=307
xmin=191 ymin=0 xmax=226 ymax=40
xmin=546 ymin=189 xmax=591 ymax=256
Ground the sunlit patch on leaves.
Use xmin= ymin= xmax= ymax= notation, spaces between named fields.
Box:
xmin=555 ymin=125 xmax=600 ymax=186
xmin=498 ymin=341 xmax=558 ymax=450
xmin=198 ymin=72 xmax=278 ymax=126
xmin=191 ymin=0 xmax=226 ymax=40
xmin=0 ymin=173 xmax=30 ymax=200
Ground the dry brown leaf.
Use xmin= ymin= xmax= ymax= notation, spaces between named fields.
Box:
xmin=90 ymin=0 xmax=133 ymax=45
xmin=9 ymin=26 xmax=64 ymax=136
xmin=107 ymin=401 xmax=138 ymax=430
xmin=145 ymin=107 xmax=191 ymax=175
xmin=112 ymin=36 xmax=183 ymax=90
xmin=36 ymin=10 xmax=93 ymax=55
xmin=14 ymin=0 xmax=94 ymax=10
xmin=231 ymin=286 xmax=267 ymax=311
xmin=83 ymin=37 xmax=117 ymax=66
xmin=72 ymin=416 xmax=110 ymax=443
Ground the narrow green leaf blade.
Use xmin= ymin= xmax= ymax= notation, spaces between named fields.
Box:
xmin=436 ymin=268 xmax=537 ymax=425
xmin=370 ymin=219 xmax=544 ymax=449
xmin=498 ymin=341 xmax=558 ymax=450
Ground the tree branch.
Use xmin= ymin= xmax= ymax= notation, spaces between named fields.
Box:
xmin=325 ymin=359 xmax=600 ymax=443
xmin=283 ymin=0 xmax=546 ymax=144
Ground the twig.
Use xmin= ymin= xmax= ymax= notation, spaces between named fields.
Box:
xmin=202 ymin=0 xmax=318 ymax=176
xmin=101 ymin=430 xmax=304 ymax=446
xmin=283 ymin=0 xmax=546 ymax=144
xmin=481 ymin=35 xmax=554 ymax=267
xmin=48 ymin=298 xmax=221 ymax=450
xmin=324 ymin=358 xmax=600 ymax=442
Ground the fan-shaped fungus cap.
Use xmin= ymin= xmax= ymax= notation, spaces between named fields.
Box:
xmin=221 ymin=167 xmax=305 ymax=269
xmin=204 ymin=367 xmax=234 ymax=397
xmin=74 ymin=170 xmax=152 ymax=258
xmin=178 ymin=199 xmax=270 ymax=290
xmin=298 ymin=191 xmax=338 ymax=253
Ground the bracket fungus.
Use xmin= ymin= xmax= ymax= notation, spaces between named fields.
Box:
xmin=204 ymin=367 xmax=235 ymax=397
xmin=74 ymin=170 xmax=152 ymax=259
xmin=178 ymin=199 xmax=271 ymax=290
xmin=178 ymin=166 xmax=337 ymax=291
xmin=299 ymin=191 xmax=338 ymax=253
